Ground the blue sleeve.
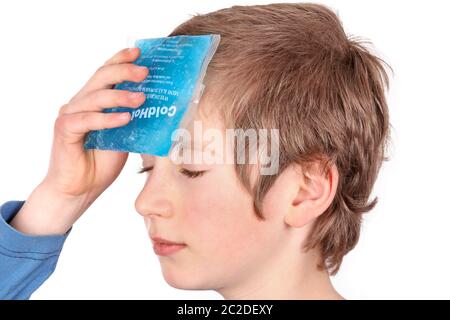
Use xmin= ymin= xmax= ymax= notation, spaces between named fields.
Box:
xmin=0 ymin=200 xmax=70 ymax=300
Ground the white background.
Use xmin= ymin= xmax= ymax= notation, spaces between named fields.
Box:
xmin=1 ymin=0 xmax=449 ymax=299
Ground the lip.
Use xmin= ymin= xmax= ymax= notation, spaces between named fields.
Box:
xmin=151 ymin=236 xmax=187 ymax=256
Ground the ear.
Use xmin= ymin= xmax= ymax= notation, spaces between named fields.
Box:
xmin=284 ymin=162 xmax=339 ymax=228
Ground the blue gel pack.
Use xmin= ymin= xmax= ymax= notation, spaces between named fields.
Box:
xmin=84 ymin=34 xmax=220 ymax=156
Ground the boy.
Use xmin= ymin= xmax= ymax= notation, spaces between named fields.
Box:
xmin=0 ymin=3 xmax=390 ymax=299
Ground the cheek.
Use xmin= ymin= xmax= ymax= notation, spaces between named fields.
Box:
xmin=182 ymin=177 xmax=276 ymax=267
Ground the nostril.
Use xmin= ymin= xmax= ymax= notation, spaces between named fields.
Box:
xmin=143 ymin=217 xmax=152 ymax=232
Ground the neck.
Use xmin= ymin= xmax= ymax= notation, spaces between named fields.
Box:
xmin=217 ymin=247 xmax=344 ymax=300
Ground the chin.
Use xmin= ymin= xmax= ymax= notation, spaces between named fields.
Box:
xmin=160 ymin=264 xmax=209 ymax=290
xmin=160 ymin=261 xmax=229 ymax=292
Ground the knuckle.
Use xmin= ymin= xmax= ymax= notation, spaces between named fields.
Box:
xmin=105 ymin=88 xmax=117 ymax=100
xmin=90 ymin=89 xmax=102 ymax=102
xmin=102 ymin=113 xmax=113 ymax=126
xmin=115 ymin=48 xmax=127 ymax=60
xmin=105 ymin=89 xmax=120 ymax=105
xmin=112 ymin=90 xmax=123 ymax=104
xmin=79 ymin=112 xmax=90 ymax=123
xmin=96 ymin=64 xmax=106 ymax=75
xmin=68 ymin=95 xmax=77 ymax=104
xmin=58 ymin=104 xmax=68 ymax=116
xmin=104 ymin=48 xmax=127 ymax=65
xmin=122 ymin=90 xmax=135 ymax=101
xmin=125 ymin=64 xmax=136 ymax=78
xmin=121 ymin=47 xmax=130 ymax=57
xmin=54 ymin=114 xmax=67 ymax=133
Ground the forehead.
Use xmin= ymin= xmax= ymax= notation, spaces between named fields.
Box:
xmin=140 ymin=98 xmax=225 ymax=161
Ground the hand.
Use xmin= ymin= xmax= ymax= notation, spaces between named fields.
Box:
xmin=10 ymin=47 xmax=149 ymax=235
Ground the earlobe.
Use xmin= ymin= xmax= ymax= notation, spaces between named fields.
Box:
xmin=284 ymin=204 xmax=315 ymax=227
xmin=284 ymin=163 xmax=339 ymax=228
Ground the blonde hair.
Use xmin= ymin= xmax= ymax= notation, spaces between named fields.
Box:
xmin=169 ymin=2 xmax=391 ymax=275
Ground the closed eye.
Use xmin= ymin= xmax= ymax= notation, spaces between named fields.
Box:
xmin=137 ymin=166 xmax=153 ymax=174
xmin=137 ymin=166 xmax=207 ymax=179
xmin=179 ymin=168 xmax=207 ymax=178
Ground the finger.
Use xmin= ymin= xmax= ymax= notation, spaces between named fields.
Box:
xmin=103 ymin=47 xmax=141 ymax=66
xmin=59 ymin=89 xmax=146 ymax=116
xmin=55 ymin=111 xmax=132 ymax=142
xmin=69 ymin=48 xmax=141 ymax=102
xmin=72 ymin=63 xmax=149 ymax=100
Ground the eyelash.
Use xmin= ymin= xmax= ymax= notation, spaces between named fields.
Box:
xmin=137 ymin=166 xmax=207 ymax=179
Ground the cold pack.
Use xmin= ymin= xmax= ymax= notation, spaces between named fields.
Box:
xmin=84 ymin=34 xmax=221 ymax=156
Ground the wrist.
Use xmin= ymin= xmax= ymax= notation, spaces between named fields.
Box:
xmin=9 ymin=181 xmax=89 ymax=236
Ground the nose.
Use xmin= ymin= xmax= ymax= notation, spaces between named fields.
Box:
xmin=134 ymin=157 xmax=175 ymax=219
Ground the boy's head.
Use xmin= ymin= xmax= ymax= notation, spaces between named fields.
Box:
xmin=135 ymin=2 xmax=390 ymax=294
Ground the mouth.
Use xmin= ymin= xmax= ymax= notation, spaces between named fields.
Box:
xmin=151 ymin=236 xmax=187 ymax=256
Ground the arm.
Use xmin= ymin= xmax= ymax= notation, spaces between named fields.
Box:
xmin=0 ymin=47 xmax=146 ymax=300
xmin=0 ymin=181 xmax=91 ymax=300
xmin=0 ymin=200 xmax=70 ymax=300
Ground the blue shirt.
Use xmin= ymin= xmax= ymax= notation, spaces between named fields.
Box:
xmin=0 ymin=200 xmax=69 ymax=299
